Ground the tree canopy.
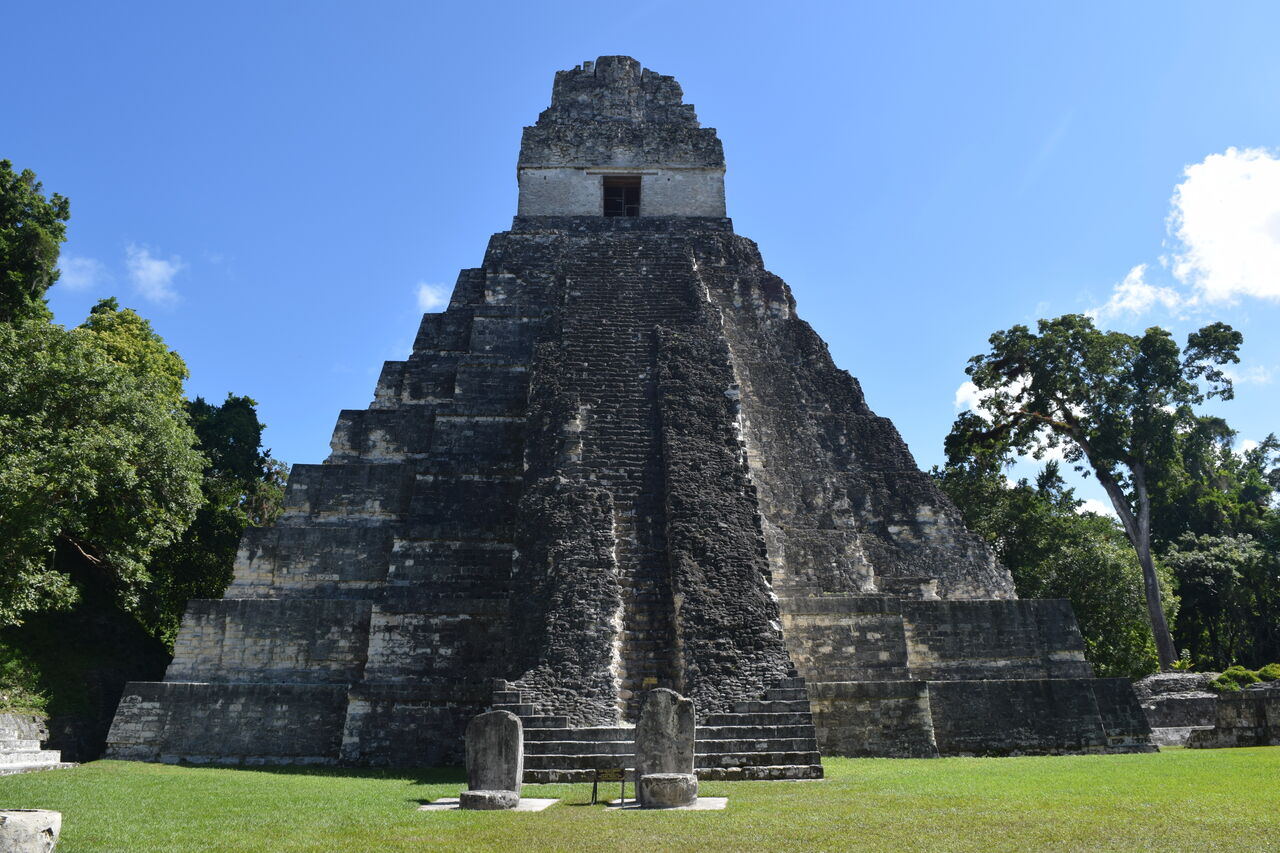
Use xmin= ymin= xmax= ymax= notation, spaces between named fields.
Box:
xmin=947 ymin=314 xmax=1243 ymax=669
xmin=0 ymin=312 xmax=205 ymax=625
xmin=0 ymin=159 xmax=69 ymax=324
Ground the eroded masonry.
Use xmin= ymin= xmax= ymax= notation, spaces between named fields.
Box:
xmin=108 ymin=57 xmax=1154 ymax=778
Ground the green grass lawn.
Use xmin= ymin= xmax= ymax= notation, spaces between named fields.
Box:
xmin=2 ymin=749 xmax=1277 ymax=852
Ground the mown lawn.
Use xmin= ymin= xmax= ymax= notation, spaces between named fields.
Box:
xmin=1 ymin=748 xmax=1276 ymax=852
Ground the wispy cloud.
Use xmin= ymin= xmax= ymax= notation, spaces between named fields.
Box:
xmin=1088 ymin=264 xmax=1186 ymax=321
xmin=416 ymin=282 xmax=449 ymax=311
xmin=58 ymin=255 xmax=107 ymax=290
xmin=1223 ymin=364 xmax=1274 ymax=386
xmin=126 ymin=244 xmax=184 ymax=303
xmin=1076 ymin=498 xmax=1116 ymax=518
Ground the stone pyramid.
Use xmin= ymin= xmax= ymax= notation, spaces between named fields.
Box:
xmin=108 ymin=56 xmax=1153 ymax=773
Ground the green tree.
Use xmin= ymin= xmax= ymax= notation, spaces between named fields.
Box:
xmin=78 ymin=298 xmax=189 ymax=403
xmin=0 ymin=160 xmax=69 ymax=324
xmin=947 ymin=314 xmax=1242 ymax=670
xmin=0 ymin=318 xmax=204 ymax=625
xmin=1163 ymin=533 xmax=1268 ymax=669
xmin=935 ymin=459 xmax=1161 ymax=677
xmin=141 ymin=395 xmax=287 ymax=646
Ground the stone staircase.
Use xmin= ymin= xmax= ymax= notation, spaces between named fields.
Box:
xmin=492 ymin=677 xmax=824 ymax=782
xmin=0 ymin=714 xmax=74 ymax=776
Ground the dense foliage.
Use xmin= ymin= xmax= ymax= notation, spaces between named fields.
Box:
xmin=0 ymin=159 xmax=68 ymax=323
xmin=0 ymin=313 xmax=205 ymax=625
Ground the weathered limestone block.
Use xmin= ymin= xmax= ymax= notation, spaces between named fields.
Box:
xmin=1132 ymin=672 xmax=1219 ymax=745
xmin=0 ymin=810 xmax=61 ymax=852
xmin=462 ymin=710 xmax=523 ymax=809
xmin=635 ymin=689 xmax=695 ymax=805
xmin=638 ymin=773 xmax=698 ymax=808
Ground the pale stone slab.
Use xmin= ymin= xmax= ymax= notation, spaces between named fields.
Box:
xmin=418 ymin=798 xmax=559 ymax=812
xmin=606 ymin=797 xmax=727 ymax=811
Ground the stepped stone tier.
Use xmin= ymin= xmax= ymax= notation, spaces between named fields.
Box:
xmin=0 ymin=714 xmax=74 ymax=777
xmin=107 ymin=56 xmax=1154 ymax=773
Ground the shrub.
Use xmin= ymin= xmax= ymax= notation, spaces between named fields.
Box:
xmin=0 ymin=646 xmax=48 ymax=714
xmin=1210 ymin=665 xmax=1263 ymax=693
xmin=1257 ymin=663 xmax=1280 ymax=682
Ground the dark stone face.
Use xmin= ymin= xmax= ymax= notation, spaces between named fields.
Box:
xmin=105 ymin=57 xmax=1154 ymax=768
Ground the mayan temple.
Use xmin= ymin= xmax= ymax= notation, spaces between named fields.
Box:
xmin=107 ymin=56 xmax=1153 ymax=777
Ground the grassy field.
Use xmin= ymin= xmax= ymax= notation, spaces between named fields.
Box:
xmin=1 ymin=748 xmax=1277 ymax=852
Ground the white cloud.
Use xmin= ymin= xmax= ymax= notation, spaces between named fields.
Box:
xmin=1076 ymin=498 xmax=1116 ymax=518
xmin=953 ymin=380 xmax=982 ymax=412
xmin=58 ymin=255 xmax=106 ymax=290
xmin=1238 ymin=438 xmax=1260 ymax=454
xmin=1223 ymin=364 xmax=1273 ymax=386
xmin=1088 ymin=264 xmax=1185 ymax=321
xmin=416 ymin=282 xmax=449 ymax=312
xmin=1170 ymin=147 xmax=1280 ymax=303
xmin=125 ymin=244 xmax=184 ymax=303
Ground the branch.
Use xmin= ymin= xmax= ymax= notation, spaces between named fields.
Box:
xmin=59 ymin=535 xmax=103 ymax=566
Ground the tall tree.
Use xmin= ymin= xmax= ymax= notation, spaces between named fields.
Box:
xmin=947 ymin=314 xmax=1242 ymax=670
xmin=0 ymin=160 xmax=69 ymax=324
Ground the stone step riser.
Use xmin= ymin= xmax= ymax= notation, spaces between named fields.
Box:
xmin=523 ymin=728 xmax=634 ymax=742
xmin=0 ymin=740 xmax=43 ymax=751
xmin=702 ymin=713 xmax=813 ymax=726
xmin=0 ymin=750 xmax=62 ymax=766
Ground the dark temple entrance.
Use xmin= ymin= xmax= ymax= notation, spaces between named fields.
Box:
xmin=603 ymin=176 xmax=641 ymax=217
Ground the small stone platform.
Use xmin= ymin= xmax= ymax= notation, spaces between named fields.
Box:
xmin=0 ymin=714 xmax=75 ymax=777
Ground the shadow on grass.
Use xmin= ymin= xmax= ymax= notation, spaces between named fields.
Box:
xmin=167 ymin=761 xmax=467 ymax=787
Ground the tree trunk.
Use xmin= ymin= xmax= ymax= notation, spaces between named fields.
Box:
xmin=1097 ymin=466 xmax=1178 ymax=671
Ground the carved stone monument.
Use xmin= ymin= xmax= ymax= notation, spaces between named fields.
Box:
xmin=108 ymin=55 xmax=1153 ymax=776
xmin=635 ymin=689 xmax=697 ymax=808
xmin=460 ymin=710 xmax=523 ymax=810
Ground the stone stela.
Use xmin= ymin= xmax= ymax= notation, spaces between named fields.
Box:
xmin=106 ymin=55 xmax=1155 ymax=778
xmin=460 ymin=710 xmax=523 ymax=810
xmin=635 ymin=689 xmax=698 ymax=808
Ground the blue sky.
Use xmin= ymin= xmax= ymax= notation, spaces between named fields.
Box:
xmin=7 ymin=2 xmax=1279 ymax=512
